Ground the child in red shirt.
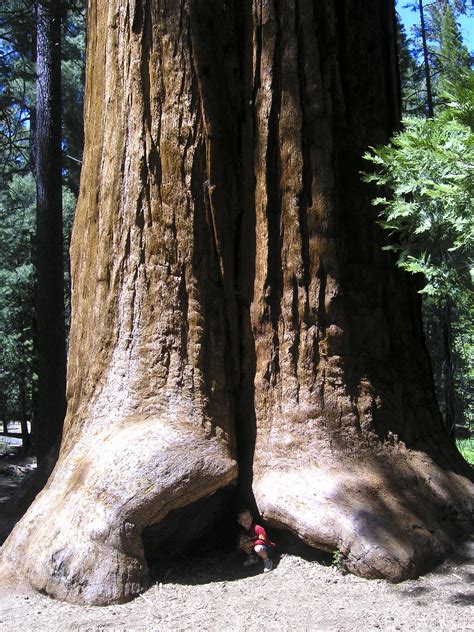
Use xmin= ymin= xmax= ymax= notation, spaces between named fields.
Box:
xmin=237 ymin=509 xmax=274 ymax=572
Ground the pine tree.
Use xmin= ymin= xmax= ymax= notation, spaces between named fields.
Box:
xmin=437 ymin=3 xmax=471 ymax=92
xmin=0 ymin=0 xmax=85 ymax=454
xmin=404 ymin=0 xmax=471 ymax=114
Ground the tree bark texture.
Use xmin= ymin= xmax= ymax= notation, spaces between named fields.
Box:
xmin=1 ymin=0 xmax=472 ymax=606
xmin=34 ymin=0 xmax=67 ymax=461
xmin=246 ymin=0 xmax=472 ymax=582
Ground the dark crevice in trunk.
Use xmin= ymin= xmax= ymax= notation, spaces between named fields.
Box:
xmin=235 ymin=314 xmax=258 ymax=511
xmin=234 ymin=0 xmax=258 ymax=513
xmin=139 ymin=0 xmax=153 ymax=137
xmin=141 ymin=486 xmax=238 ymax=572
xmin=190 ymin=2 xmax=243 ymax=396
xmin=131 ymin=0 xmax=144 ymax=34
xmin=265 ymin=0 xmax=283 ymax=332
xmin=294 ymin=0 xmax=312 ymax=316
xmin=317 ymin=259 xmax=327 ymax=336
xmin=178 ymin=269 xmax=189 ymax=364
xmin=252 ymin=3 xmax=262 ymax=111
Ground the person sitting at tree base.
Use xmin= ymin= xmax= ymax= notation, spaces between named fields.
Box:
xmin=237 ymin=508 xmax=275 ymax=573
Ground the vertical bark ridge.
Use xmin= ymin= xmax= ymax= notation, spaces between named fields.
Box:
xmin=265 ymin=0 xmax=283 ymax=335
xmin=276 ymin=0 xmax=306 ymax=412
xmin=294 ymin=0 xmax=312 ymax=310
xmin=251 ymin=0 xmax=346 ymax=473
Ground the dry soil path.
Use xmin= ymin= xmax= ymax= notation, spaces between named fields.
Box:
xmin=0 ymin=544 xmax=473 ymax=631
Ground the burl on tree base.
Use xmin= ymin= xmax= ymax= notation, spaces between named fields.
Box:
xmin=1 ymin=0 xmax=472 ymax=605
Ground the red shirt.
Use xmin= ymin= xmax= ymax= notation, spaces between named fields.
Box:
xmin=249 ymin=522 xmax=275 ymax=548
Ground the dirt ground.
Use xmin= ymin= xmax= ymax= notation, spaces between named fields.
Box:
xmin=0 ymin=546 xmax=473 ymax=631
xmin=0 ymin=447 xmax=473 ymax=631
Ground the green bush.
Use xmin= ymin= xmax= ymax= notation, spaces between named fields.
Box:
xmin=456 ymin=438 xmax=474 ymax=466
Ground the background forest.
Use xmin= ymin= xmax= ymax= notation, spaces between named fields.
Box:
xmin=0 ymin=0 xmax=472 ymax=462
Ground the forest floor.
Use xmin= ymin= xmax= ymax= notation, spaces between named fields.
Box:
xmin=0 ymin=447 xmax=473 ymax=631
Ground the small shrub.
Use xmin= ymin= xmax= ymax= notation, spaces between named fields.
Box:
xmin=331 ymin=549 xmax=346 ymax=573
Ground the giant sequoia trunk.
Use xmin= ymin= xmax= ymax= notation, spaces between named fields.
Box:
xmin=1 ymin=0 xmax=472 ymax=606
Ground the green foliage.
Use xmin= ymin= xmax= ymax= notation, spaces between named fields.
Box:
xmin=437 ymin=4 xmax=471 ymax=92
xmin=0 ymin=173 xmax=36 ymax=423
xmin=331 ymin=549 xmax=346 ymax=573
xmin=363 ymin=52 xmax=474 ymax=429
xmin=422 ymin=298 xmax=473 ymax=427
xmin=456 ymin=438 xmax=474 ymax=465
xmin=399 ymin=0 xmax=472 ymax=115
xmin=363 ymin=111 xmax=473 ymax=303
xmin=442 ymin=68 xmax=474 ymax=128
xmin=0 ymin=2 xmax=35 ymax=189
xmin=397 ymin=13 xmax=425 ymax=116
xmin=0 ymin=1 xmax=85 ymax=430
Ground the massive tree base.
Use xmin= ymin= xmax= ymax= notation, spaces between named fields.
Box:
xmin=0 ymin=418 xmax=236 ymax=605
xmin=2 ymin=0 xmax=473 ymax=606
xmin=254 ymin=447 xmax=473 ymax=582
xmin=1 ymin=436 xmax=471 ymax=605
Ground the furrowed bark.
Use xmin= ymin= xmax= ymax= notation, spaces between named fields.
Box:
xmin=247 ymin=0 xmax=473 ymax=581
xmin=1 ymin=0 xmax=240 ymax=604
xmin=1 ymin=0 xmax=472 ymax=605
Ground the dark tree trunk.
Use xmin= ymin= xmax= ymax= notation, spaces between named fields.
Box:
xmin=443 ymin=299 xmax=456 ymax=434
xmin=0 ymin=0 xmax=472 ymax=606
xmin=19 ymin=369 xmax=32 ymax=455
xmin=419 ymin=0 xmax=434 ymax=116
xmin=34 ymin=0 xmax=67 ymax=461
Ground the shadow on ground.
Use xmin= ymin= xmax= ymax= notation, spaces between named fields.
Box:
xmin=149 ymin=529 xmax=332 ymax=587
xmin=450 ymin=591 xmax=474 ymax=606
xmin=150 ymin=550 xmax=271 ymax=585
xmin=0 ymin=445 xmax=37 ymax=544
xmin=398 ymin=585 xmax=432 ymax=597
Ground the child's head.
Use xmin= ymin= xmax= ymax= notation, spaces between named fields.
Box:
xmin=237 ymin=509 xmax=253 ymax=530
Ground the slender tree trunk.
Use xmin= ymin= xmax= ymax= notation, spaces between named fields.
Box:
xmin=419 ymin=0 xmax=434 ymax=116
xmin=0 ymin=0 xmax=472 ymax=606
xmin=34 ymin=0 xmax=67 ymax=461
xmin=443 ymin=299 xmax=456 ymax=434
xmin=19 ymin=344 xmax=32 ymax=454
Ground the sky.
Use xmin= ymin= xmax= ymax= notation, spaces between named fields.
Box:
xmin=397 ymin=3 xmax=474 ymax=51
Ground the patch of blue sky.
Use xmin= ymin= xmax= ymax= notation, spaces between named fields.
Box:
xmin=396 ymin=1 xmax=474 ymax=51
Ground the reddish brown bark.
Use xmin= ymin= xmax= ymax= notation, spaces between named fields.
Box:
xmin=0 ymin=0 xmax=472 ymax=605
xmin=245 ymin=0 xmax=472 ymax=581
